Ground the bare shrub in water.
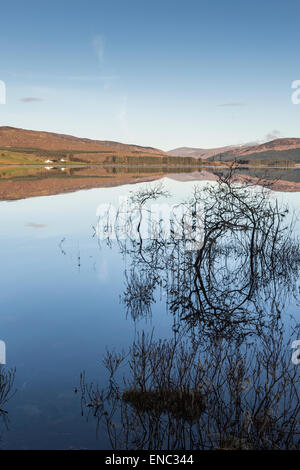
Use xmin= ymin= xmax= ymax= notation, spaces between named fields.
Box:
xmin=80 ymin=326 xmax=300 ymax=450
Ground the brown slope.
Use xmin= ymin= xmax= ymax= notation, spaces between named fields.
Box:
xmin=167 ymin=145 xmax=240 ymax=159
xmin=168 ymin=139 xmax=300 ymax=161
xmin=0 ymin=126 xmax=164 ymax=154
xmin=220 ymin=138 xmax=300 ymax=158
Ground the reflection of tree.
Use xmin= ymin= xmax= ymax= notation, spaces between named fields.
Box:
xmin=0 ymin=366 xmax=16 ymax=435
xmin=80 ymin=327 xmax=300 ymax=450
xmin=123 ymin=271 xmax=159 ymax=321
xmin=111 ymin=170 xmax=300 ymax=341
xmin=80 ymin=170 xmax=300 ymax=450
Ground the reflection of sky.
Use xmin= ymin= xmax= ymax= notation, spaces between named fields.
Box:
xmin=0 ymin=179 xmax=300 ymax=449
xmin=0 ymin=177 xmax=208 ymax=239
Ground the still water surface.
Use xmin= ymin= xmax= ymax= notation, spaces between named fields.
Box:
xmin=0 ymin=173 xmax=300 ymax=449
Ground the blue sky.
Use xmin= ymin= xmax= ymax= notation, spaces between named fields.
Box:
xmin=1 ymin=0 xmax=300 ymax=150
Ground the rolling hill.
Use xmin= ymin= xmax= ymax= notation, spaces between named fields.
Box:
xmin=209 ymin=138 xmax=300 ymax=164
xmin=0 ymin=126 xmax=164 ymax=154
xmin=2 ymin=127 xmax=300 ymax=166
xmin=167 ymin=145 xmax=239 ymax=159
xmin=168 ymin=139 xmax=300 ymax=164
xmin=0 ymin=126 xmax=172 ymax=165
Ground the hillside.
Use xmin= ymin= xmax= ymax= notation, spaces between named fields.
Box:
xmin=2 ymin=127 xmax=300 ymax=166
xmin=209 ymin=138 xmax=300 ymax=164
xmin=0 ymin=126 xmax=225 ymax=166
xmin=168 ymin=139 xmax=300 ymax=164
xmin=0 ymin=126 xmax=165 ymax=155
xmin=167 ymin=145 xmax=239 ymax=159
xmin=228 ymin=138 xmax=300 ymax=157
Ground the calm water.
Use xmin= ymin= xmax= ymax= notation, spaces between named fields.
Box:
xmin=1 ymin=173 xmax=300 ymax=449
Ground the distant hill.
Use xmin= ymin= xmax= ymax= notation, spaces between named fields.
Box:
xmin=0 ymin=126 xmax=165 ymax=155
xmin=2 ymin=127 xmax=300 ymax=166
xmin=168 ymin=139 xmax=300 ymax=164
xmin=167 ymin=145 xmax=239 ymax=159
xmin=209 ymin=138 xmax=300 ymax=164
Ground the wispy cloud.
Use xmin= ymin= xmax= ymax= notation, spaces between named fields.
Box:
xmin=264 ymin=129 xmax=281 ymax=141
xmin=26 ymin=222 xmax=47 ymax=229
xmin=20 ymin=97 xmax=44 ymax=102
xmin=217 ymin=102 xmax=245 ymax=107
xmin=241 ymin=130 xmax=283 ymax=146
xmin=67 ymin=75 xmax=118 ymax=81
xmin=117 ymin=96 xmax=128 ymax=132
xmin=92 ymin=35 xmax=105 ymax=63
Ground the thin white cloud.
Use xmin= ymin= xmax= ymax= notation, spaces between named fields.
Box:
xmin=26 ymin=222 xmax=47 ymax=229
xmin=264 ymin=129 xmax=281 ymax=141
xmin=67 ymin=75 xmax=118 ymax=81
xmin=217 ymin=102 xmax=245 ymax=107
xmin=239 ymin=130 xmax=283 ymax=146
xmin=117 ymin=96 xmax=128 ymax=131
xmin=92 ymin=35 xmax=105 ymax=63
xmin=20 ymin=97 xmax=44 ymax=102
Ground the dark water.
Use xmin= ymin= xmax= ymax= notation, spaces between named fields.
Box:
xmin=0 ymin=172 xmax=300 ymax=449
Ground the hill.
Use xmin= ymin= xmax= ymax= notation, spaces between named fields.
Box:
xmin=0 ymin=126 xmax=164 ymax=154
xmin=168 ymin=139 xmax=300 ymax=164
xmin=0 ymin=126 xmax=224 ymax=166
xmin=209 ymin=138 xmax=300 ymax=164
xmin=0 ymin=126 xmax=172 ymax=165
xmin=167 ymin=145 xmax=239 ymax=159
xmin=2 ymin=127 xmax=300 ymax=166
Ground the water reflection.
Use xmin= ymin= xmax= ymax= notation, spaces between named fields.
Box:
xmin=79 ymin=170 xmax=300 ymax=449
xmin=106 ymin=169 xmax=300 ymax=341
xmin=3 ymin=165 xmax=300 ymax=201
xmin=80 ymin=327 xmax=300 ymax=450
xmin=0 ymin=366 xmax=16 ymax=440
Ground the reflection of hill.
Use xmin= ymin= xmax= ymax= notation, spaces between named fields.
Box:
xmin=168 ymin=168 xmax=300 ymax=191
xmin=0 ymin=166 xmax=170 ymax=200
xmin=1 ymin=166 xmax=300 ymax=200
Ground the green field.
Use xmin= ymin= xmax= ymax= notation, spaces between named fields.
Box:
xmin=0 ymin=146 xmax=213 ymax=166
